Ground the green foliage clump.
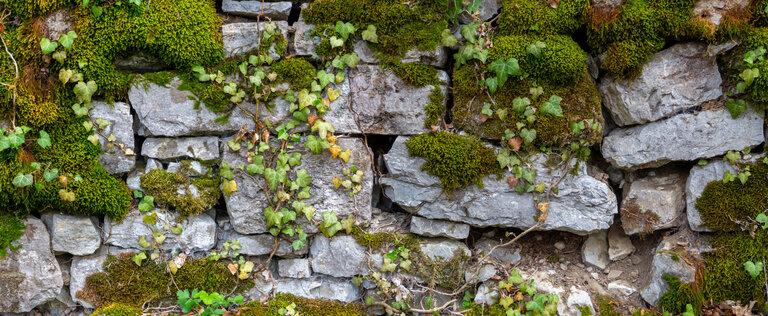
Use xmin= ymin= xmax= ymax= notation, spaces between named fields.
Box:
xmin=740 ymin=28 xmax=768 ymax=104
xmin=16 ymin=97 xmax=60 ymax=128
xmin=384 ymin=60 xmax=440 ymax=87
xmin=0 ymin=214 xmax=25 ymax=258
xmin=405 ymin=132 xmax=501 ymax=191
xmin=498 ymin=0 xmax=590 ymax=35
xmin=89 ymin=303 xmax=142 ymax=316
xmin=70 ymin=0 xmax=224 ymax=96
xmin=586 ymin=0 xmax=704 ymax=76
xmin=79 ymin=254 xmax=252 ymax=308
xmin=303 ymin=0 xmax=447 ymax=58
xmin=271 ymin=57 xmax=317 ymax=90
xmin=238 ymin=293 xmax=365 ymax=316
xmin=658 ymin=274 xmax=703 ymax=314
xmin=595 ymin=296 xmax=621 ymax=316
xmin=0 ymin=0 xmax=74 ymax=20
xmin=414 ymin=249 xmax=470 ymax=290
xmin=702 ymin=231 xmax=768 ymax=306
xmin=140 ymin=168 xmax=220 ymax=217
xmin=489 ymin=35 xmax=587 ymax=86
xmin=350 ymin=226 xmax=417 ymax=251
xmin=423 ymin=88 xmax=445 ymax=128
xmin=696 ymin=163 xmax=768 ymax=231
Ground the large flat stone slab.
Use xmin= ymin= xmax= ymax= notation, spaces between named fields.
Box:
xmin=381 ymin=137 xmax=618 ymax=235
xmin=222 ymin=21 xmax=289 ymax=58
xmin=602 ymin=108 xmax=764 ymax=170
xmin=222 ymin=1 xmax=293 ymax=20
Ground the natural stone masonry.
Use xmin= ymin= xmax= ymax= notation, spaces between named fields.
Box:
xmin=602 ymin=108 xmax=764 ymax=170
xmin=641 ymin=230 xmax=709 ymax=305
xmin=91 ymin=101 xmax=135 ymax=174
xmin=685 ymin=159 xmax=738 ymax=232
xmin=352 ymin=41 xmax=448 ymax=68
xmin=274 ymin=277 xmax=361 ymax=303
xmin=104 ymin=210 xmax=216 ymax=253
xmin=222 ymin=21 xmax=289 ymax=58
xmin=278 ymin=259 xmax=312 ymax=279
xmin=129 ymin=79 xmax=255 ymax=136
xmin=325 ymin=65 xmax=448 ymax=135
xmin=693 ymin=0 xmax=752 ymax=26
xmin=418 ymin=239 xmax=471 ymax=261
xmin=582 ymin=231 xmax=609 ymax=270
xmin=141 ymin=136 xmax=221 ymax=161
xmin=600 ymin=43 xmax=723 ymax=126
xmin=217 ymin=226 xmax=308 ymax=258
xmin=222 ymin=137 xmax=373 ymax=234
xmin=409 ymin=216 xmax=470 ymax=240
xmin=309 ymin=235 xmax=367 ymax=278
xmin=221 ymin=0 xmax=293 ymax=20
xmin=620 ymin=171 xmax=686 ymax=235
xmin=0 ymin=217 xmax=64 ymax=313
xmin=41 ymin=213 xmax=101 ymax=256
xmin=69 ymin=248 xmax=107 ymax=308
xmin=382 ymin=137 xmax=617 ymax=234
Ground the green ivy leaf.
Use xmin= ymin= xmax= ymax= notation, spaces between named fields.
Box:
xmin=37 ymin=130 xmax=51 ymax=149
xmin=58 ymin=31 xmax=78 ymax=50
xmin=132 ymin=252 xmax=147 ymax=266
xmin=40 ymin=38 xmax=58 ymax=55
xmin=334 ymin=21 xmax=357 ymax=40
xmin=264 ymin=168 xmax=281 ymax=191
xmin=329 ymin=36 xmax=344 ymax=48
xmin=361 ymin=25 xmax=378 ymax=43
xmin=12 ymin=173 xmax=33 ymax=187
xmin=488 ymin=58 xmax=520 ymax=87
xmin=295 ymin=169 xmax=312 ymax=188
xmin=74 ymin=80 xmax=98 ymax=104
xmin=481 ymin=103 xmax=494 ymax=117
xmin=744 ymin=260 xmax=763 ymax=278
xmin=540 ymin=95 xmax=563 ymax=117
xmin=43 ymin=168 xmax=59 ymax=182
xmin=441 ymin=29 xmax=458 ymax=47
xmin=519 ymin=128 xmax=537 ymax=144
xmin=320 ymin=211 xmax=342 ymax=237
xmin=484 ymin=77 xmax=498 ymax=94
xmin=725 ymin=99 xmax=747 ymax=118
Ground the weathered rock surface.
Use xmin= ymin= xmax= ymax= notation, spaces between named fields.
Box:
xmin=274 ymin=277 xmax=361 ymax=303
xmin=641 ymin=230 xmax=709 ymax=305
xmin=608 ymin=225 xmax=635 ymax=261
xmin=582 ymin=231 xmax=609 ymax=270
xmin=278 ymin=259 xmax=312 ymax=279
xmin=69 ymin=248 xmax=108 ymax=308
xmin=591 ymin=0 xmax=623 ymax=11
xmin=41 ymin=213 xmax=101 ymax=256
xmin=222 ymin=21 xmax=289 ymax=58
xmin=474 ymin=238 xmax=522 ymax=264
xmin=418 ymin=239 xmax=471 ymax=261
xmin=142 ymin=137 xmax=220 ymax=161
xmin=310 ymin=235 xmax=367 ymax=278
xmin=104 ymin=210 xmax=216 ymax=253
xmin=459 ymin=0 xmax=500 ymax=23
xmin=685 ymin=159 xmax=737 ymax=232
xmin=602 ymin=108 xmax=764 ymax=170
xmin=222 ymin=137 xmax=373 ymax=234
xmin=91 ymin=101 xmax=135 ymax=174
xmin=43 ymin=10 xmax=71 ymax=40
xmin=222 ymin=0 xmax=293 ymax=20
xmin=693 ymin=0 xmax=751 ymax=26
xmin=353 ymin=41 xmax=448 ymax=67
xmin=129 ymin=79 xmax=255 ymax=136
xmin=409 ymin=216 xmax=470 ymax=239
xmin=217 ymin=228 xmax=307 ymax=258
xmin=566 ymin=286 xmax=595 ymax=315
xmin=292 ymin=21 xmax=318 ymax=58
xmin=325 ymin=65 xmax=448 ymax=135
xmin=382 ymin=137 xmax=618 ymax=234
xmin=0 ymin=217 xmax=64 ymax=313
xmin=115 ymin=54 xmax=168 ymax=72
xmin=600 ymin=43 xmax=722 ymax=126
xmin=620 ymin=171 xmax=686 ymax=235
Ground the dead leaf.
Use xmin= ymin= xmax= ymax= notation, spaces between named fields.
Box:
xmin=537 ymin=202 xmax=550 ymax=222
xmin=507 ymin=137 xmax=523 ymax=152
xmin=227 ymin=263 xmax=238 ymax=275
xmin=507 ymin=176 xmax=518 ymax=188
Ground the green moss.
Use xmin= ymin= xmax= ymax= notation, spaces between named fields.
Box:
xmin=271 ymin=57 xmax=317 ymax=90
xmin=0 ymin=214 xmax=25 ymax=258
xmin=702 ymin=231 xmax=768 ymax=306
xmin=239 ymin=293 xmax=365 ymax=316
xmin=489 ymin=35 xmax=587 ymax=86
xmin=16 ymin=97 xmax=60 ymax=128
xmin=464 ymin=303 xmax=507 ymax=316
xmin=79 ymin=254 xmax=252 ymax=308
xmin=423 ymin=88 xmax=445 ymax=128
xmin=141 ymin=71 xmax=176 ymax=87
xmin=452 ymin=68 xmax=603 ymax=146
xmin=741 ymin=28 xmax=768 ymax=104
xmin=140 ymin=168 xmax=220 ymax=217
xmin=89 ymin=303 xmax=143 ymax=316
xmin=350 ymin=226 xmax=417 ymax=251
xmin=70 ymin=0 xmax=224 ymax=97
xmin=414 ymin=249 xmax=470 ymax=290
xmin=0 ymin=0 xmax=74 ymax=20
xmin=383 ymin=60 xmax=440 ymax=87
xmin=658 ymin=274 xmax=703 ymax=314
xmin=595 ymin=296 xmax=621 ymax=316
xmin=498 ymin=0 xmax=589 ymax=35
xmin=405 ymin=132 xmax=502 ymax=191
xmin=586 ymin=0 xmax=704 ymax=76
xmin=696 ymin=163 xmax=768 ymax=231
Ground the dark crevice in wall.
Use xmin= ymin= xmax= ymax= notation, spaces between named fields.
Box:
xmin=287 ymin=1 xmax=302 ymax=26
xmin=443 ymin=46 xmax=457 ymax=125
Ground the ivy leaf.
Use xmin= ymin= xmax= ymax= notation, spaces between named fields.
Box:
xmin=59 ymin=69 xmax=75 ymax=84
xmin=40 ymin=38 xmax=58 ymax=55
xmin=512 ymin=97 xmax=531 ymax=114
xmin=329 ymin=36 xmax=344 ymax=48
xmin=441 ymin=29 xmax=458 ymax=47
xmin=74 ymin=80 xmax=98 ymax=104
xmin=540 ymin=95 xmax=563 ymax=117
xmin=519 ymin=128 xmax=537 ymax=144
xmin=480 ymin=103 xmax=494 ymax=117
xmin=311 ymin=119 xmax=335 ymax=140
xmin=320 ymin=211 xmax=342 ymax=237
xmin=527 ymin=41 xmax=546 ymax=57
xmin=489 ymin=58 xmax=520 ymax=87
xmin=222 ymin=179 xmax=238 ymax=196
xmin=726 ymin=99 xmax=747 ymax=118
xmin=264 ymin=168 xmax=281 ymax=191
xmin=132 ymin=252 xmax=147 ymax=266
xmin=52 ymin=51 xmax=67 ymax=63
xmin=316 ymin=70 xmax=335 ymax=88
xmin=43 ymin=168 xmax=59 ymax=182
xmin=59 ymin=31 xmax=78 ymax=50
xmin=756 ymin=213 xmax=768 ymax=229
xmin=460 ymin=23 xmax=478 ymax=44
xmin=37 ymin=130 xmax=51 ymax=148
xmin=305 ymin=135 xmax=329 ymax=154
xmin=740 ymin=68 xmax=760 ymax=86
xmin=12 ymin=173 xmax=33 ymax=187
xmin=361 ymin=25 xmax=378 ymax=43
xmin=744 ymin=260 xmax=763 ymax=278
xmin=295 ymin=169 xmax=312 ymax=188
xmin=334 ymin=21 xmax=357 ymax=40
xmin=484 ymin=77 xmax=498 ymax=94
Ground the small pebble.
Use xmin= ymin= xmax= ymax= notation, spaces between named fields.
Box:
xmin=554 ymin=241 xmax=566 ymax=250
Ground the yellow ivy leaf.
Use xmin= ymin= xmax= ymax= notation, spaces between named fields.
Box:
xmin=339 ymin=149 xmax=351 ymax=163
xmin=222 ymin=179 xmax=238 ymax=196
xmin=327 ymin=87 xmax=341 ymax=102
xmin=329 ymin=144 xmax=341 ymax=159
xmin=332 ymin=176 xmax=343 ymax=188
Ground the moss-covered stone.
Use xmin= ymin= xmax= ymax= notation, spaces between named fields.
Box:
xmin=350 ymin=226 xmax=417 ymax=251
xmin=79 ymin=253 xmax=252 ymax=308
xmin=414 ymin=249 xmax=470 ymax=290
xmin=696 ymin=163 xmax=768 ymax=231
xmin=658 ymin=274 xmax=703 ymax=314
xmin=271 ymin=57 xmax=317 ymax=90
xmin=0 ymin=214 xmax=25 ymax=258
xmin=405 ymin=132 xmax=502 ymax=191
xmin=701 ymin=232 xmax=768 ymax=306
xmin=498 ymin=0 xmax=589 ymax=35
xmin=740 ymin=27 xmax=768 ymax=104
xmin=89 ymin=303 xmax=142 ymax=316
xmin=239 ymin=293 xmax=365 ymax=316
xmin=140 ymin=168 xmax=220 ymax=217
xmin=0 ymin=0 xmax=74 ymax=20
xmin=423 ymin=88 xmax=445 ymax=128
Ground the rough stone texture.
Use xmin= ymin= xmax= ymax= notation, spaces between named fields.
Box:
xmin=409 ymin=216 xmax=470 ymax=239
xmin=41 ymin=213 xmax=101 ymax=256
xmin=591 ymin=0 xmax=623 ymax=11
xmin=91 ymin=101 xmax=135 ymax=174
xmin=142 ymin=137 xmax=220 ymax=161
xmin=608 ymin=225 xmax=635 ymax=261
xmin=292 ymin=21 xmax=318 ymax=58
xmin=353 ymin=41 xmax=448 ymax=67
xmin=325 ymin=66 xmax=448 ymax=135
xmin=641 ymin=230 xmax=708 ymax=305
xmin=217 ymin=228 xmax=307 ymax=258
xmin=620 ymin=171 xmax=686 ymax=235
xmin=581 ymin=231 xmax=609 ymax=270
xmin=418 ymin=239 xmax=471 ymax=261
xmin=129 ymin=79 xmax=255 ymax=136
xmin=382 ymin=137 xmax=618 ymax=235
xmin=278 ymin=259 xmax=312 ymax=279
xmin=474 ymin=238 xmax=522 ymax=264
xmin=43 ymin=10 xmax=71 ymax=40
xmin=693 ymin=0 xmax=751 ymax=26
xmin=566 ymin=286 xmax=595 ymax=315
xmin=115 ymin=54 xmax=167 ymax=72
xmin=274 ymin=277 xmax=361 ymax=303
xmin=222 ymin=21 xmax=289 ymax=58
xmin=601 ymin=108 xmax=764 ymax=170
xmin=222 ymin=137 xmax=373 ymax=234
xmin=600 ymin=43 xmax=722 ymax=126
xmin=104 ymin=210 xmax=216 ymax=253
xmin=222 ymin=1 xmax=293 ymax=20
xmin=608 ymin=281 xmax=637 ymax=296
xmin=310 ymin=235 xmax=367 ymax=278
xmin=0 ymin=217 xmax=64 ymax=313
xmin=686 ymin=159 xmax=737 ymax=232
xmin=459 ymin=0 xmax=501 ymax=23
xmin=69 ymin=248 xmax=107 ymax=308
xmin=465 ymin=264 xmax=497 ymax=283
